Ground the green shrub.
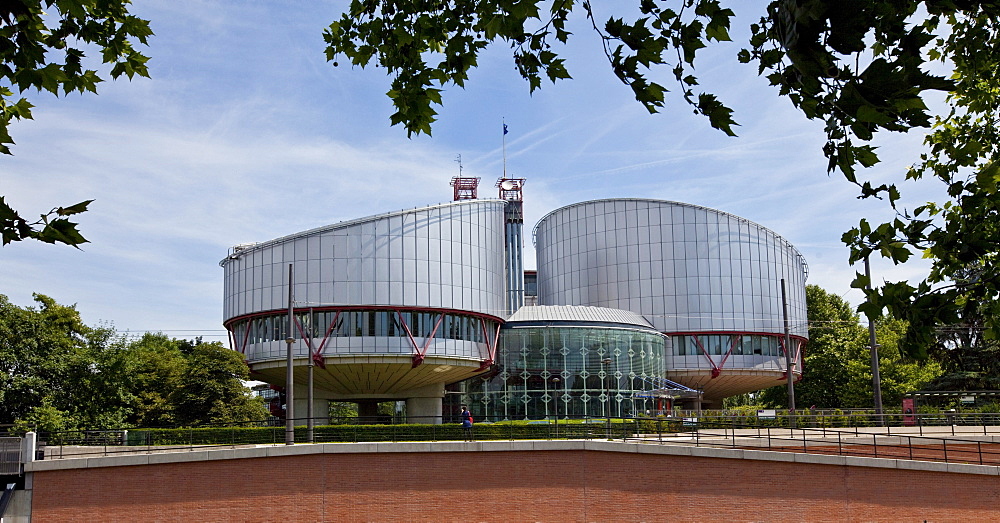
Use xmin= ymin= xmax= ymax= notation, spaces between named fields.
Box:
xmin=125 ymin=419 xmax=642 ymax=446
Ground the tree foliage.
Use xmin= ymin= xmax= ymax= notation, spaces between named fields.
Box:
xmin=0 ymin=0 xmax=152 ymax=247
xmin=326 ymin=0 xmax=1000 ymax=359
xmin=0 ymin=293 xmax=130 ymax=431
xmin=923 ymin=288 xmax=1000 ymax=390
xmin=324 ymin=0 xmax=738 ymax=137
xmin=758 ymin=285 xmax=940 ymax=409
xmin=125 ymin=333 xmax=189 ymax=427
xmin=171 ymin=342 xmax=269 ymax=426
xmin=0 ymin=294 xmax=267 ymax=433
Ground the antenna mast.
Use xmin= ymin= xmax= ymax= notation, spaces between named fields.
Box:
xmin=450 ymin=154 xmax=480 ymax=201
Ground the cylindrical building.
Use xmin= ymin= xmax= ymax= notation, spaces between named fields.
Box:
xmin=220 ymin=200 xmax=509 ymax=423
xmin=533 ymin=199 xmax=808 ymax=403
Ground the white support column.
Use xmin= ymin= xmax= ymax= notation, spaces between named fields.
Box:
xmin=405 ymin=383 xmax=445 ymax=424
xmin=21 ymin=432 xmax=36 ymax=463
xmin=292 ymin=398 xmax=330 ymax=426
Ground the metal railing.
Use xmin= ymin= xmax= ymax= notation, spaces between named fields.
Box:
xmin=662 ymin=410 xmax=1000 ymax=431
xmin=0 ymin=438 xmax=22 ymax=475
xmin=649 ymin=423 xmax=1000 ymax=466
xmin=15 ymin=416 xmax=644 ymax=460
xmin=12 ymin=412 xmax=1000 ymax=466
xmin=0 ymin=482 xmax=16 ymax=519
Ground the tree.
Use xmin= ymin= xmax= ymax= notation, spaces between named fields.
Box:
xmin=922 ymin=284 xmax=1000 ymax=391
xmin=170 ymin=342 xmax=269 ymax=426
xmin=125 ymin=333 xmax=188 ymax=427
xmin=0 ymin=293 xmax=132 ymax=431
xmin=70 ymin=322 xmax=136 ymax=428
xmin=759 ymin=285 xmax=940 ymax=409
xmin=329 ymin=401 xmax=360 ymax=421
xmin=926 ymin=332 xmax=1000 ymax=391
xmin=0 ymin=0 xmax=152 ymax=247
xmin=838 ymin=316 xmax=941 ymax=408
xmin=0 ymin=294 xmax=268 ymax=431
xmin=777 ymin=284 xmax=866 ymax=409
xmin=325 ymin=1 xmax=1000 ymax=359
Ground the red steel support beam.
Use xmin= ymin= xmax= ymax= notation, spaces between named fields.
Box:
xmin=395 ymin=310 xmax=421 ymax=359
xmin=412 ymin=314 xmax=445 ymax=368
xmin=476 ymin=319 xmax=503 ymax=370
xmin=692 ymin=335 xmax=723 ymax=378
xmin=394 ymin=310 xmax=446 ymax=368
xmin=239 ymin=319 xmax=253 ymax=355
xmin=311 ymin=311 xmax=342 ymax=367
xmin=713 ymin=335 xmax=741 ymax=378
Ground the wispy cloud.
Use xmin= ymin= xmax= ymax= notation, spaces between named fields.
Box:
xmin=0 ymin=0 xmax=946 ymax=336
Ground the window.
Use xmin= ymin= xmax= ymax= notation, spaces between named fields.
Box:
xmin=235 ymin=309 xmax=496 ymax=344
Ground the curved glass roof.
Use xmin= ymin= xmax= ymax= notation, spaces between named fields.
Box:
xmin=506 ymin=305 xmax=655 ymax=329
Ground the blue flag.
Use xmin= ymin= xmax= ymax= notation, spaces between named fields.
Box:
xmin=503 ymin=123 xmax=508 ymax=135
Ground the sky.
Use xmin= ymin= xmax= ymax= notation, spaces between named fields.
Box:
xmin=1 ymin=0 xmax=945 ymax=343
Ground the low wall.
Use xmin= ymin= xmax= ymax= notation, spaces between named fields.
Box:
xmin=25 ymin=441 xmax=1000 ymax=522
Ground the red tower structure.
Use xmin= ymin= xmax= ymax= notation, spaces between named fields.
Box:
xmin=450 ymin=177 xmax=480 ymax=201
xmin=496 ymin=177 xmax=525 ymax=201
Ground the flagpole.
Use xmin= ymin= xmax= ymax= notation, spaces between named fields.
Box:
xmin=502 ymin=118 xmax=507 ymax=177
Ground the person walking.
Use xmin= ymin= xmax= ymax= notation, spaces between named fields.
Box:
xmin=461 ymin=405 xmax=475 ymax=442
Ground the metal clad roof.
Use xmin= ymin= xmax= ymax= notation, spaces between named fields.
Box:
xmin=220 ymin=199 xmax=508 ymax=264
xmin=532 ymin=198 xmax=809 ymax=280
xmin=506 ymin=305 xmax=655 ymax=329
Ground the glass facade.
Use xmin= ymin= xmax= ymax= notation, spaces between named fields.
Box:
xmin=230 ymin=308 xmax=499 ymax=346
xmin=460 ymin=324 xmax=668 ymax=421
xmin=672 ymin=334 xmax=781 ymax=357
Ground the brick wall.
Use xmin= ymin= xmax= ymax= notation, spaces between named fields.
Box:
xmin=30 ymin=450 xmax=999 ymax=521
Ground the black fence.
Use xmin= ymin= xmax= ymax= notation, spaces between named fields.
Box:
xmin=664 ymin=422 xmax=1000 ymax=466
xmin=8 ymin=411 xmax=999 ymax=466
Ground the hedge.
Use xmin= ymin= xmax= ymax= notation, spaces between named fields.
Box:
xmin=125 ymin=419 xmax=642 ymax=446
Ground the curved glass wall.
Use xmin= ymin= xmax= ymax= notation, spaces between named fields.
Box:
xmin=672 ymin=334 xmax=780 ymax=356
xmin=229 ymin=308 xmax=500 ymax=348
xmin=460 ymin=325 xmax=668 ymax=421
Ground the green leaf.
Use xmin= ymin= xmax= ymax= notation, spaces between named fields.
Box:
xmin=856 ymin=105 xmax=894 ymax=125
xmin=697 ymin=93 xmax=737 ymax=136
xmin=974 ymin=161 xmax=1000 ymax=194
xmin=56 ymin=200 xmax=94 ymax=216
xmin=36 ymin=218 xmax=89 ymax=247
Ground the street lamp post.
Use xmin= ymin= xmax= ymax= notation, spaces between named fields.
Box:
xmin=285 ymin=264 xmax=295 ymax=446
xmin=781 ymin=278 xmax=796 ymax=429
xmin=865 ymin=255 xmax=885 ymax=425
xmin=552 ymin=377 xmax=560 ymax=438
xmin=601 ymin=358 xmax=612 ymax=439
